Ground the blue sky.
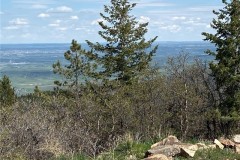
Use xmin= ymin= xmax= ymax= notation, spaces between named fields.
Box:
xmin=0 ymin=0 xmax=224 ymax=44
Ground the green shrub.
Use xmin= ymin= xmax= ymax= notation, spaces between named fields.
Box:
xmin=97 ymin=135 xmax=152 ymax=160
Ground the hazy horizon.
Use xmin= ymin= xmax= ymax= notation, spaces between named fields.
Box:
xmin=0 ymin=40 xmax=212 ymax=45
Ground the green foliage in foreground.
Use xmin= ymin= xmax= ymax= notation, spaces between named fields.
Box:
xmin=57 ymin=143 xmax=240 ymax=160
xmin=97 ymin=141 xmax=151 ymax=160
xmin=1 ymin=53 xmax=239 ymax=160
xmin=56 ymin=140 xmax=151 ymax=160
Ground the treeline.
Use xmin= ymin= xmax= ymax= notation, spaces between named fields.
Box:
xmin=0 ymin=0 xmax=239 ymax=159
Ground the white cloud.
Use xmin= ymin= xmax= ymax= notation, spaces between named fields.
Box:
xmin=38 ymin=13 xmax=50 ymax=18
xmin=57 ymin=6 xmax=72 ymax=12
xmin=0 ymin=11 xmax=4 ymax=15
xmin=57 ymin=27 xmax=67 ymax=31
xmin=172 ymin=16 xmax=186 ymax=20
xmin=183 ymin=18 xmax=207 ymax=26
xmin=9 ymin=18 xmax=29 ymax=25
xmin=48 ymin=20 xmax=61 ymax=27
xmin=4 ymin=26 xmax=19 ymax=30
xmin=151 ymin=21 xmax=164 ymax=27
xmin=49 ymin=23 xmax=60 ymax=27
xmin=31 ymin=4 xmax=47 ymax=9
xmin=55 ymin=20 xmax=61 ymax=23
xmin=75 ymin=26 xmax=88 ymax=30
xmin=136 ymin=2 xmax=173 ymax=8
xmin=70 ymin=16 xmax=79 ymax=20
xmin=75 ymin=27 xmax=83 ymax=30
xmin=47 ymin=6 xmax=73 ymax=13
xmin=139 ymin=16 xmax=150 ymax=24
xmin=160 ymin=24 xmax=181 ymax=33
xmin=189 ymin=6 xmax=223 ymax=12
xmin=4 ymin=18 xmax=29 ymax=30
xmin=78 ymin=9 xmax=99 ymax=14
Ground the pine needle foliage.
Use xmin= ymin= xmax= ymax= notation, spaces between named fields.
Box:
xmin=87 ymin=0 xmax=158 ymax=84
xmin=202 ymin=0 xmax=240 ymax=116
xmin=53 ymin=40 xmax=97 ymax=91
xmin=0 ymin=75 xmax=15 ymax=107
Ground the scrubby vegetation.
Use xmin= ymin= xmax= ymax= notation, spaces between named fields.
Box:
xmin=1 ymin=54 xmax=239 ymax=159
xmin=0 ymin=0 xmax=239 ymax=159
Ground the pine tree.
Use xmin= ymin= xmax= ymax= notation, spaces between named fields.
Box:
xmin=0 ymin=75 xmax=15 ymax=107
xmin=202 ymin=0 xmax=240 ymax=129
xmin=87 ymin=0 xmax=158 ymax=84
xmin=53 ymin=40 xmax=97 ymax=93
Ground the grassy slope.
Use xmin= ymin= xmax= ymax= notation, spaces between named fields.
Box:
xmin=57 ymin=141 xmax=240 ymax=160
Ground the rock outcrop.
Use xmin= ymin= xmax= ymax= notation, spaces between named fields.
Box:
xmin=233 ymin=134 xmax=240 ymax=144
xmin=235 ymin=144 xmax=240 ymax=154
xmin=219 ymin=137 xmax=235 ymax=148
xmin=151 ymin=135 xmax=180 ymax=148
xmin=145 ymin=135 xmax=199 ymax=159
xmin=144 ymin=134 xmax=240 ymax=160
xmin=146 ymin=145 xmax=181 ymax=157
xmin=214 ymin=139 xmax=224 ymax=149
xmin=179 ymin=145 xmax=198 ymax=158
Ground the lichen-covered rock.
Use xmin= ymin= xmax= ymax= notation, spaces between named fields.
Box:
xmin=219 ymin=137 xmax=235 ymax=148
xmin=214 ymin=139 xmax=224 ymax=149
xmin=196 ymin=143 xmax=208 ymax=149
xmin=151 ymin=135 xmax=180 ymax=148
xmin=145 ymin=135 xmax=239 ymax=159
xmin=162 ymin=135 xmax=180 ymax=145
xmin=235 ymin=144 xmax=240 ymax=154
xmin=233 ymin=135 xmax=240 ymax=144
xmin=207 ymin=144 xmax=217 ymax=149
xmin=146 ymin=145 xmax=181 ymax=157
xmin=179 ymin=147 xmax=196 ymax=157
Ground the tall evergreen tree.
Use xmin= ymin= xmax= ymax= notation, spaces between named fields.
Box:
xmin=87 ymin=0 xmax=158 ymax=84
xmin=0 ymin=75 xmax=15 ymax=107
xmin=202 ymin=0 xmax=240 ymax=116
xmin=53 ymin=40 xmax=96 ymax=93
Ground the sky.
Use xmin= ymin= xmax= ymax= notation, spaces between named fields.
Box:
xmin=0 ymin=0 xmax=224 ymax=44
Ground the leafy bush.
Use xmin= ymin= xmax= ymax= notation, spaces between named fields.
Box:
xmin=96 ymin=134 xmax=152 ymax=160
